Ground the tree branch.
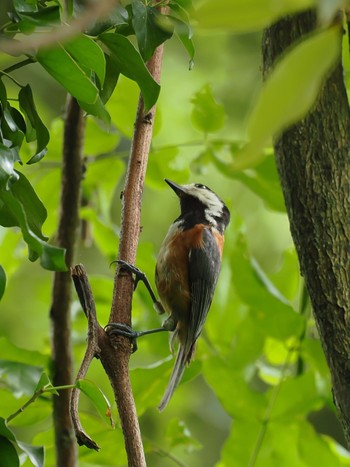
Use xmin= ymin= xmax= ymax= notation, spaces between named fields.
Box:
xmin=262 ymin=11 xmax=350 ymax=444
xmin=70 ymin=264 xmax=102 ymax=451
xmin=50 ymin=96 xmax=85 ymax=465
xmin=98 ymin=36 xmax=166 ymax=467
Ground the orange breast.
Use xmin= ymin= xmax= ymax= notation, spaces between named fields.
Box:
xmin=213 ymin=229 xmax=224 ymax=259
xmin=155 ymin=224 xmax=206 ymax=322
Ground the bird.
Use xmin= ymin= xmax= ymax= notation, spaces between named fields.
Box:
xmin=106 ymin=179 xmax=230 ymax=411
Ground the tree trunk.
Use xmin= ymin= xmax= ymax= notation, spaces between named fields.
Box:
xmin=262 ymin=12 xmax=350 ymax=444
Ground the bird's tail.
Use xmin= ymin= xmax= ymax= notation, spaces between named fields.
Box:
xmin=158 ymin=339 xmax=193 ymax=411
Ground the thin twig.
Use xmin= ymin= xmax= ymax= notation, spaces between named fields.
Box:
xmin=6 ymin=387 xmax=47 ymax=423
xmin=70 ymin=264 xmax=102 ymax=451
xmin=6 ymin=384 xmax=76 ymax=423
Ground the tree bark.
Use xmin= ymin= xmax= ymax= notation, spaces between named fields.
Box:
xmin=262 ymin=12 xmax=350 ymax=444
xmin=50 ymin=96 xmax=85 ymax=466
xmin=98 ymin=40 xmax=165 ymax=466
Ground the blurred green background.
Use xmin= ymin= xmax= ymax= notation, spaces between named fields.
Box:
xmin=1 ymin=4 xmax=347 ymax=465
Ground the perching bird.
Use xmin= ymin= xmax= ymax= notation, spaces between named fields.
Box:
xmin=106 ymin=179 xmax=230 ymax=410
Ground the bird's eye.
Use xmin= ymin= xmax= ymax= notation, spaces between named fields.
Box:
xmin=195 ymin=183 xmax=207 ymax=189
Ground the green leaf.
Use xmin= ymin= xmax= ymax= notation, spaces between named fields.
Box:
xmin=131 ymin=0 xmax=173 ymax=61
xmin=0 ymin=145 xmax=20 ymax=190
xmin=0 ymin=80 xmax=25 ymax=161
xmin=36 ymin=44 xmax=99 ymax=104
xmin=261 ymin=421 xmax=338 ymax=467
xmin=77 ymin=379 xmax=114 ymax=427
xmin=165 ymin=419 xmax=201 ymax=450
xmin=64 ymin=35 xmax=106 ymax=87
xmin=296 ymin=420 xmax=341 ymax=466
xmin=191 ymin=84 xmax=225 ymax=133
xmin=0 ymin=77 xmax=7 ymax=105
xmin=78 ymin=96 xmax=111 ymax=124
xmin=80 ymin=207 xmax=119 ymax=261
xmin=87 ymin=4 xmax=129 ymax=36
xmin=171 ymin=16 xmax=195 ymax=68
xmin=147 ymin=146 xmax=190 ymax=189
xmin=0 ymin=361 xmax=43 ymax=397
xmin=1 ymin=106 xmax=26 ymax=151
xmin=0 ymin=265 xmax=6 ymax=301
xmin=232 ymin=235 xmax=303 ymax=339
xmin=196 ymin=0 xmax=315 ymax=32
xmin=37 ymin=242 xmax=67 ymax=271
xmin=0 ymin=417 xmax=43 ymax=467
xmin=100 ymin=54 xmax=120 ymax=104
xmin=240 ymin=26 xmax=341 ymax=164
xmin=203 ymin=356 xmax=266 ymax=418
xmin=301 ymin=338 xmax=330 ymax=379
xmin=0 ymin=417 xmax=16 ymax=442
xmin=100 ymin=33 xmax=160 ymax=112
xmin=34 ymin=372 xmax=53 ymax=392
xmin=227 ymin=155 xmax=286 ymax=212
xmin=131 ymin=358 xmax=201 ymax=416
xmin=0 ymin=171 xmax=47 ymax=237
xmin=271 ymin=373 xmax=322 ymax=421
xmin=17 ymin=6 xmax=60 ymax=33
xmin=17 ymin=441 xmax=44 ymax=467
xmin=105 ymin=75 xmax=139 ymax=137
xmin=13 ymin=0 xmax=37 ymax=13
xmin=0 ymin=173 xmax=67 ymax=271
xmin=0 ymin=338 xmax=48 ymax=367
xmin=18 ymin=85 xmax=49 ymax=163
xmin=0 ymin=436 xmax=19 ymax=467
xmin=217 ymin=418 xmax=262 ymax=467
xmin=84 ymin=117 xmax=119 ymax=156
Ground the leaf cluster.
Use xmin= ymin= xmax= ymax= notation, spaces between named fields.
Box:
xmin=0 ymin=0 xmax=194 ymax=294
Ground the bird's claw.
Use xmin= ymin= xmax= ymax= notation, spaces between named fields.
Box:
xmin=105 ymin=323 xmax=139 ymax=353
xmin=115 ymin=260 xmax=146 ymax=291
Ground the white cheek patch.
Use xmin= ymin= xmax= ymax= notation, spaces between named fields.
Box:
xmin=184 ymin=185 xmax=224 ymax=219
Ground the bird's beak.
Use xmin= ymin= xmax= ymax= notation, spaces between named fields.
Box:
xmin=164 ymin=179 xmax=187 ymax=197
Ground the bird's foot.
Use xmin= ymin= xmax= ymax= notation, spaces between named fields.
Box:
xmin=105 ymin=323 xmax=140 ymax=353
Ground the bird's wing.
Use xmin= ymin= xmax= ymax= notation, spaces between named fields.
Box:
xmin=187 ymin=227 xmax=221 ymax=356
xmin=158 ymin=227 xmax=222 ymax=411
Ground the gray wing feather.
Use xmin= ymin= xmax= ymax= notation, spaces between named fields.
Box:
xmin=188 ymin=228 xmax=221 ymax=347
xmin=158 ymin=228 xmax=221 ymax=411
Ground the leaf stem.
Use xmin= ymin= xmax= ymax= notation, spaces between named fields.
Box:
xmin=0 ymin=71 xmax=23 ymax=88
xmin=6 ymin=383 xmax=77 ymax=423
xmin=3 ymin=58 xmax=34 ymax=74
